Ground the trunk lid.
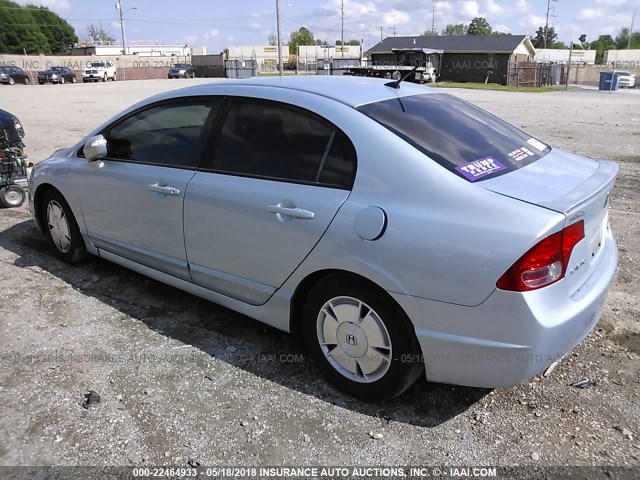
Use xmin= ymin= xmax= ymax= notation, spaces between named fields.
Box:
xmin=481 ymin=150 xmax=618 ymax=294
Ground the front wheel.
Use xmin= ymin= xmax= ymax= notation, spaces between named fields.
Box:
xmin=60 ymin=76 xmax=65 ymax=84
xmin=112 ymin=73 xmax=117 ymax=81
xmin=102 ymin=74 xmax=107 ymax=82
xmin=42 ymin=189 xmax=87 ymax=263
xmin=303 ymin=275 xmax=424 ymax=400
xmin=0 ymin=185 xmax=25 ymax=208
xmin=8 ymin=76 xmax=15 ymax=85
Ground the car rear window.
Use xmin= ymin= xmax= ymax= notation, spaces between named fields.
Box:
xmin=357 ymin=93 xmax=551 ymax=182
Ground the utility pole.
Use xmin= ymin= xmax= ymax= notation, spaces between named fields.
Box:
xmin=432 ymin=3 xmax=436 ymax=35
xmin=116 ymin=0 xmax=127 ymax=55
xmin=628 ymin=9 xmax=636 ymax=49
xmin=275 ymin=0 xmax=283 ymax=76
xmin=566 ymin=41 xmax=573 ymax=90
xmin=390 ymin=25 xmax=398 ymax=37
xmin=544 ymin=0 xmax=558 ymax=49
xmin=341 ymin=0 xmax=344 ymax=58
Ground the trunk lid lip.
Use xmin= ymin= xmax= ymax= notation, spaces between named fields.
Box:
xmin=479 ymin=148 xmax=618 ymax=214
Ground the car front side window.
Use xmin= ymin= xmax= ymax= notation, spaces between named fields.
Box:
xmin=105 ymin=101 xmax=216 ymax=169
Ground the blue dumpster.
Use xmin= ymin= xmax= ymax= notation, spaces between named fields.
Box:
xmin=599 ymin=71 xmax=620 ymax=91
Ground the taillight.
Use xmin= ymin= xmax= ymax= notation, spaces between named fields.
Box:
xmin=497 ymin=221 xmax=585 ymax=292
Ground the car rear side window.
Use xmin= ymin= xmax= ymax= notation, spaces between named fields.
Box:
xmin=357 ymin=93 xmax=551 ymax=182
xmin=106 ymin=101 xmax=215 ymax=168
xmin=212 ymin=101 xmax=356 ymax=189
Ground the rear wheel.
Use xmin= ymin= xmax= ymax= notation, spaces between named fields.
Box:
xmin=303 ymin=275 xmax=424 ymax=400
xmin=0 ymin=185 xmax=25 ymax=208
xmin=112 ymin=73 xmax=117 ymax=81
xmin=42 ymin=189 xmax=87 ymax=263
xmin=24 ymin=76 xmax=30 ymax=85
xmin=71 ymin=76 xmax=77 ymax=84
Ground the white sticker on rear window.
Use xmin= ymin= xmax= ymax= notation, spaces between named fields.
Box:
xmin=508 ymin=147 xmax=535 ymax=162
xmin=527 ymin=138 xmax=547 ymax=152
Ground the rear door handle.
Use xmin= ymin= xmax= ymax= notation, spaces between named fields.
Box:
xmin=149 ymin=183 xmax=180 ymax=196
xmin=267 ymin=204 xmax=315 ymax=220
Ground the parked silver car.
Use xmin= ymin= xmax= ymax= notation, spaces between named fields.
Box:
xmin=28 ymin=77 xmax=618 ymax=399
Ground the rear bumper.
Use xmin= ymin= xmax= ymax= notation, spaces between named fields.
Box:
xmin=392 ymin=228 xmax=618 ymax=388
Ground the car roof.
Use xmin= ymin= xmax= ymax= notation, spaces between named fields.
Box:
xmin=174 ymin=76 xmax=438 ymax=108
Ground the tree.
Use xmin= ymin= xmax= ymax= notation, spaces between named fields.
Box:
xmin=267 ymin=32 xmax=277 ymax=46
xmin=578 ymin=33 xmax=588 ymax=49
xmin=0 ymin=0 xmax=54 ymax=53
xmin=532 ymin=25 xmax=558 ymax=48
xmin=422 ymin=29 xmax=439 ymax=36
xmin=315 ymin=39 xmax=328 ymax=46
xmin=466 ymin=17 xmax=492 ymax=35
xmin=30 ymin=6 xmax=78 ymax=54
xmin=442 ymin=23 xmax=466 ymax=35
xmin=288 ymin=26 xmax=315 ymax=54
xmin=336 ymin=39 xmax=361 ymax=45
xmin=614 ymin=27 xmax=640 ymax=49
xmin=589 ymin=34 xmax=616 ymax=63
xmin=86 ymin=22 xmax=116 ymax=45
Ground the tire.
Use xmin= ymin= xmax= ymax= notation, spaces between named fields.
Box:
xmin=39 ymin=81 xmax=44 ymax=85
xmin=303 ymin=274 xmax=424 ymax=400
xmin=0 ymin=185 xmax=25 ymax=208
xmin=41 ymin=189 xmax=87 ymax=263
xmin=102 ymin=73 xmax=107 ymax=82
xmin=60 ymin=76 xmax=65 ymax=84
xmin=112 ymin=73 xmax=117 ymax=81
xmin=24 ymin=76 xmax=30 ymax=85
xmin=71 ymin=76 xmax=77 ymax=84
xmin=8 ymin=76 xmax=15 ymax=85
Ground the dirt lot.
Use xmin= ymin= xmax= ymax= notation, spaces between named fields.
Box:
xmin=0 ymin=80 xmax=638 ymax=470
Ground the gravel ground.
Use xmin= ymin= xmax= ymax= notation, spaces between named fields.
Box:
xmin=0 ymin=80 xmax=638 ymax=469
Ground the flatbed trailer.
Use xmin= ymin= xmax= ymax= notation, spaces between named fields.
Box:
xmin=346 ymin=64 xmax=437 ymax=83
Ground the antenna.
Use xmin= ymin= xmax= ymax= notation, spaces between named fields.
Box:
xmin=389 ymin=25 xmax=398 ymax=37
xmin=384 ymin=66 xmax=419 ymax=89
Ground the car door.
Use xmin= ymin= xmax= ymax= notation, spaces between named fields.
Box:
xmin=183 ymin=98 xmax=357 ymax=305
xmin=76 ymin=98 xmax=218 ymax=281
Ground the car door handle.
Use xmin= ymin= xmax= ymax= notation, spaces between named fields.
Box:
xmin=267 ymin=204 xmax=315 ymax=220
xmin=148 ymin=183 xmax=181 ymax=196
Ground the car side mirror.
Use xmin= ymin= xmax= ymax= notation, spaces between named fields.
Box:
xmin=84 ymin=134 xmax=108 ymax=162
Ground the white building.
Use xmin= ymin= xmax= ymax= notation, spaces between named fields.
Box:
xmin=73 ymin=44 xmax=193 ymax=57
xmin=297 ymin=45 xmax=362 ymax=63
xmin=534 ymin=48 xmax=596 ymax=64
xmin=604 ymin=49 xmax=640 ymax=64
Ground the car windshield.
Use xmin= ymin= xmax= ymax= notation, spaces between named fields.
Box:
xmin=357 ymin=93 xmax=551 ymax=182
xmin=89 ymin=62 xmax=106 ymax=67
xmin=49 ymin=67 xmax=63 ymax=72
xmin=173 ymin=64 xmax=188 ymax=68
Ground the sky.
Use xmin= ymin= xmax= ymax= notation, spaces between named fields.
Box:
xmin=17 ymin=0 xmax=640 ymax=52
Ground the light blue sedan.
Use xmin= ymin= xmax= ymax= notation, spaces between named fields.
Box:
xmin=29 ymin=76 xmax=618 ymax=399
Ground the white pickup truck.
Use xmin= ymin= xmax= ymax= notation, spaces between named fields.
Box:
xmin=82 ymin=61 xmax=117 ymax=82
